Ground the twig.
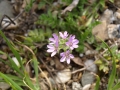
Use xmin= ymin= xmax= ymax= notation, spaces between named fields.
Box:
xmin=38 ymin=56 xmax=58 ymax=89
xmin=61 ymin=0 xmax=79 ymax=14
xmin=38 ymin=66 xmax=53 ymax=90
xmin=71 ymin=67 xmax=86 ymax=74
xmin=0 ymin=10 xmax=24 ymax=30
xmin=0 ymin=15 xmax=15 ymax=30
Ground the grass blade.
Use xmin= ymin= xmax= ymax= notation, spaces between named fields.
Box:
xmin=95 ymin=75 xmax=100 ymax=90
xmin=0 ymin=30 xmax=24 ymax=71
xmin=8 ymin=56 xmax=24 ymax=76
xmin=0 ymin=72 xmax=23 ymax=90
xmin=101 ymin=41 xmax=116 ymax=90
xmin=112 ymin=82 xmax=120 ymax=90
xmin=32 ymin=57 xmax=39 ymax=89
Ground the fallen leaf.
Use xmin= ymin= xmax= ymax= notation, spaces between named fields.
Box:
xmin=72 ymin=57 xmax=84 ymax=66
xmin=61 ymin=0 xmax=79 ymax=14
xmin=39 ymin=71 xmax=48 ymax=78
xmin=54 ymin=57 xmax=65 ymax=70
xmin=0 ymin=54 xmax=7 ymax=60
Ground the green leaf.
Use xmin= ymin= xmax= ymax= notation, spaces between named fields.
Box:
xmin=95 ymin=75 xmax=100 ymax=90
xmin=107 ymin=54 xmax=116 ymax=90
xmin=32 ymin=57 xmax=39 ymax=89
xmin=0 ymin=72 xmax=23 ymax=90
xmin=103 ymin=66 xmax=109 ymax=73
xmin=112 ymin=82 xmax=120 ymax=90
xmin=5 ymin=74 xmax=25 ymax=86
xmin=109 ymin=0 xmax=114 ymax=3
xmin=38 ymin=1 xmax=46 ymax=9
xmin=0 ymin=30 xmax=24 ymax=72
xmin=95 ymin=60 xmax=103 ymax=65
xmin=24 ymin=73 xmax=36 ymax=90
xmin=99 ymin=64 xmax=104 ymax=71
xmin=8 ymin=56 xmax=23 ymax=76
xmin=99 ymin=0 xmax=105 ymax=7
xmin=101 ymin=40 xmax=116 ymax=90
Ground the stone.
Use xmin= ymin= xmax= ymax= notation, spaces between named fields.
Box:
xmin=84 ymin=59 xmax=98 ymax=73
xmin=114 ymin=0 xmax=120 ymax=8
xmin=72 ymin=82 xmax=82 ymax=90
xmin=107 ymin=24 xmax=120 ymax=39
xmin=81 ymin=71 xmax=95 ymax=86
xmin=114 ymin=9 xmax=120 ymax=24
xmin=0 ymin=82 xmax=10 ymax=90
xmin=82 ymin=84 xmax=91 ymax=90
xmin=0 ymin=0 xmax=14 ymax=20
xmin=92 ymin=21 xmax=108 ymax=42
xmin=1 ymin=18 xmax=18 ymax=30
xmin=92 ymin=9 xmax=117 ymax=42
xmin=99 ymin=9 xmax=115 ymax=24
xmin=55 ymin=69 xmax=71 ymax=83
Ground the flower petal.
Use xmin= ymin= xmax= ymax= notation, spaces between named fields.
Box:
xmin=59 ymin=32 xmax=64 ymax=38
xmin=66 ymin=58 xmax=70 ymax=64
xmin=53 ymin=33 xmax=58 ymax=39
xmin=69 ymin=54 xmax=74 ymax=59
xmin=51 ymin=51 xmax=57 ymax=57
xmin=66 ymin=42 xmax=70 ymax=46
xmin=73 ymin=40 xmax=79 ymax=44
xmin=70 ymin=47 xmax=74 ymax=50
xmin=73 ymin=45 xmax=78 ymax=48
xmin=64 ymin=31 xmax=67 ymax=35
xmin=60 ymin=52 xmax=64 ymax=56
xmin=60 ymin=56 xmax=66 ymax=62
xmin=47 ymin=48 xmax=55 ymax=52
xmin=47 ymin=45 xmax=54 ymax=48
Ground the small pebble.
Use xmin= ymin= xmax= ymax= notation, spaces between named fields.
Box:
xmin=84 ymin=59 xmax=97 ymax=73
xmin=55 ymin=69 xmax=71 ymax=83
xmin=81 ymin=71 xmax=95 ymax=86
xmin=82 ymin=84 xmax=91 ymax=90
xmin=72 ymin=82 xmax=82 ymax=90
xmin=79 ymin=53 xmax=84 ymax=57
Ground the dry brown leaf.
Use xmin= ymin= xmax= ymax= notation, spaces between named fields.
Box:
xmin=114 ymin=0 xmax=120 ymax=8
xmin=39 ymin=71 xmax=48 ymax=78
xmin=25 ymin=62 xmax=32 ymax=77
xmin=40 ymin=81 xmax=49 ymax=90
xmin=22 ymin=0 xmax=30 ymax=9
xmin=72 ymin=57 xmax=84 ymax=66
xmin=0 ymin=54 xmax=7 ymax=60
xmin=61 ymin=0 xmax=79 ymax=14
xmin=54 ymin=57 xmax=65 ymax=70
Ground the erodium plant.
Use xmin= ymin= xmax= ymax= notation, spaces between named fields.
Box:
xmin=47 ymin=31 xmax=79 ymax=64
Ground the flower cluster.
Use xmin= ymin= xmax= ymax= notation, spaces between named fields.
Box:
xmin=47 ymin=31 xmax=79 ymax=64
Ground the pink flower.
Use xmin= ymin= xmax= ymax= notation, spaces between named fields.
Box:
xmin=47 ymin=42 xmax=59 ymax=57
xmin=59 ymin=31 xmax=68 ymax=39
xmin=49 ymin=33 xmax=59 ymax=44
xmin=60 ymin=50 xmax=74 ymax=64
xmin=66 ymin=35 xmax=79 ymax=50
